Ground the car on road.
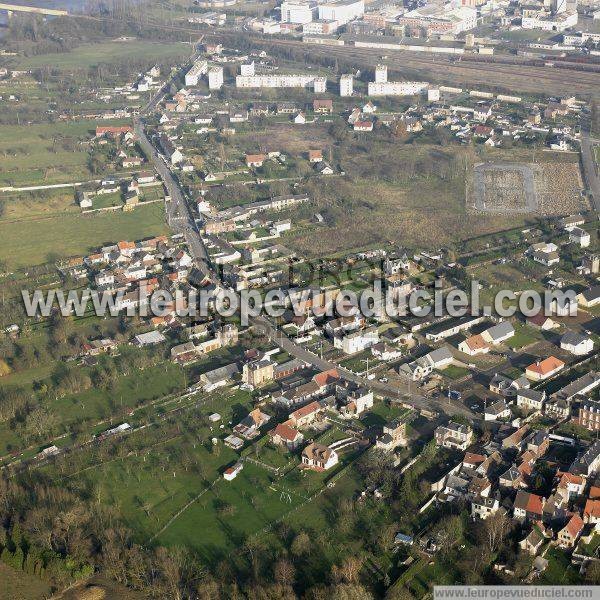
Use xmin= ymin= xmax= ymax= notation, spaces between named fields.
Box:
xmin=379 ymin=377 xmax=388 ymax=383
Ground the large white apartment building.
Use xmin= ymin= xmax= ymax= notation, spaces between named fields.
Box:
xmin=339 ymin=73 xmax=354 ymax=96
xmin=375 ymin=64 xmax=387 ymax=83
xmin=280 ymin=0 xmax=317 ymax=23
xmin=368 ymin=80 xmax=429 ymax=96
xmin=185 ymin=59 xmax=208 ymax=87
xmin=318 ymin=0 xmax=364 ymax=24
xmin=522 ymin=11 xmax=577 ymax=31
xmin=236 ymin=73 xmax=326 ymax=92
xmin=208 ymin=66 xmax=224 ymax=90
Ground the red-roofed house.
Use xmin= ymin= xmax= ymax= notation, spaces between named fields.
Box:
xmin=289 ymin=401 xmax=322 ymax=428
xmin=313 ymin=99 xmax=333 ymax=114
xmin=96 ymin=125 xmax=134 ymax=138
xmin=354 ymin=120 xmax=373 ymax=132
xmin=584 ymin=499 xmax=600 ymax=524
xmin=313 ymin=369 xmax=340 ymax=388
xmin=525 ymin=357 xmax=565 ymax=381
xmin=473 ymin=125 xmax=493 ymax=138
xmin=513 ymin=490 xmax=545 ymax=522
xmin=557 ymin=473 xmax=585 ymax=499
xmin=557 ymin=514 xmax=584 ymax=548
xmin=270 ymin=422 xmax=304 ymax=450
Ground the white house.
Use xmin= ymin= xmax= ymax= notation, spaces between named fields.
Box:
xmin=561 ymin=331 xmax=594 ymax=356
xmin=223 ymin=462 xmax=244 ymax=481
xmin=570 ymin=227 xmax=591 ymax=248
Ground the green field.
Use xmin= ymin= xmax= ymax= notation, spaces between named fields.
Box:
xmin=12 ymin=40 xmax=191 ymax=70
xmin=0 ymin=202 xmax=168 ymax=268
xmin=0 ymin=120 xmax=128 ymax=186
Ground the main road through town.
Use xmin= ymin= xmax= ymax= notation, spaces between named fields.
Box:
xmin=137 ymin=68 xmax=475 ymax=420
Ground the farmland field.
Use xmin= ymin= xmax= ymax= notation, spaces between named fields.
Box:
xmin=0 ymin=202 xmax=168 ymax=269
xmin=11 ymin=40 xmax=192 ymax=70
xmin=0 ymin=120 xmax=129 ymax=186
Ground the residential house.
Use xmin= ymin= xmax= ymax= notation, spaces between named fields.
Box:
xmin=471 ymin=495 xmax=501 ymax=520
xmin=499 ymin=465 xmax=523 ymax=489
xmin=557 ymin=514 xmax=584 ymax=548
xmin=519 ymin=525 xmax=547 ymax=555
xmin=484 ymin=398 xmax=511 ymax=422
xmin=570 ymin=440 xmax=600 ymax=476
xmin=513 ymin=490 xmax=545 ymax=522
xmin=557 ymin=472 xmax=585 ymax=500
xmin=313 ymin=99 xmax=333 ymax=114
xmin=233 ymin=408 xmax=271 ymax=439
xmin=561 ymin=331 xmax=593 ymax=356
xmin=245 ymin=153 xmax=267 ymax=168
xmin=527 ymin=313 xmax=558 ymax=330
xmin=223 ymin=462 xmax=243 ymax=481
xmin=481 ymin=321 xmax=515 ymax=345
xmin=376 ymin=418 xmax=409 ymax=451
xmin=577 ymin=285 xmax=600 ymax=308
xmin=308 ymin=149 xmax=323 ymax=163
xmin=434 ymin=421 xmax=473 ymax=451
xmin=242 ymin=359 xmax=275 ymax=387
xmin=525 ymin=357 xmax=565 ymax=381
xmin=574 ymin=399 xmax=600 ymax=431
xmin=517 ymin=389 xmax=546 ymax=413
xmin=270 ymin=422 xmax=304 ymax=450
xmin=289 ymin=400 xmax=323 ymax=428
xmin=301 ymin=443 xmax=338 ymax=471
xmin=354 ymin=120 xmax=374 ymax=132
xmin=458 ymin=334 xmax=490 ymax=356
xmin=570 ymin=227 xmax=591 ymax=248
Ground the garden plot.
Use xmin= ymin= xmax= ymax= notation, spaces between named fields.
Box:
xmin=471 ymin=162 xmax=537 ymax=214
xmin=469 ymin=161 xmax=586 ymax=215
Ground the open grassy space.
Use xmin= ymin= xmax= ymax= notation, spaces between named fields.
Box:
xmin=0 ymin=119 xmax=133 ymax=186
xmin=0 ymin=202 xmax=168 ymax=268
xmin=0 ymin=563 xmax=52 ymax=600
xmin=12 ymin=40 xmax=191 ymax=71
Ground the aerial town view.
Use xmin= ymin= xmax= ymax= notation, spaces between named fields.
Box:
xmin=1 ymin=0 xmax=600 ymax=597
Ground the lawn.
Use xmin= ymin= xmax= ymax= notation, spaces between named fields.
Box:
xmin=505 ymin=324 xmax=540 ymax=350
xmin=12 ymin=41 xmax=191 ymax=70
xmin=0 ymin=202 xmax=168 ymax=268
xmin=439 ymin=364 xmax=470 ymax=380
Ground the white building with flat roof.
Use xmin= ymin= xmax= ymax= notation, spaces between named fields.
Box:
xmin=240 ymin=61 xmax=255 ymax=76
xmin=368 ymin=80 xmax=429 ymax=96
xmin=318 ymin=0 xmax=364 ymax=24
xmin=185 ymin=59 xmax=208 ymax=86
xmin=208 ymin=66 xmax=224 ymax=90
xmin=340 ymin=73 xmax=353 ymax=96
xmin=237 ymin=73 xmax=326 ymax=91
xmin=375 ymin=64 xmax=388 ymax=83
xmin=281 ymin=0 xmax=317 ymax=23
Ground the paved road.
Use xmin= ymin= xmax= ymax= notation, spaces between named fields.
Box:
xmin=252 ymin=315 xmax=473 ymax=418
xmin=580 ymin=117 xmax=600 ymax=212
xmin=136 ymin=64 xmax=475 ymax=421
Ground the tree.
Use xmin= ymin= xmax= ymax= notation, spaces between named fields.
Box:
xmin=331 ymin=556 xmax=363 ymax=584
xmin=273 ymin=558 xmax=295 ymax=586
xmin=482 ymin=512 xmax=511 ymax=555
xmin=290 ymin=530 xmax=311 ymax=557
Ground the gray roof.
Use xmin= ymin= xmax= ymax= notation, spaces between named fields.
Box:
xmin=561 ymin=331 xmax=591 ymax=346
xmin=570 ymin=440 xmax=600 ymax=475
xmin=581 ymin=285 xmax=600 ymax=302
xmin=484 ymin=321 xmax=515 ymax=342
xmin=427 ymin=346 xmax=453 ymax=365
xmin=201 ymin=363 xmax=240 ymax=384
xmin=518 ymin=388 xmax=545 ymax=402
xmin=485 ymin=399 xmax=509 ymax=415
xmin=134 ymin=331 xmax=167 ymax=345
xmin=554 ymin=372 xmax=600 ymax=402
